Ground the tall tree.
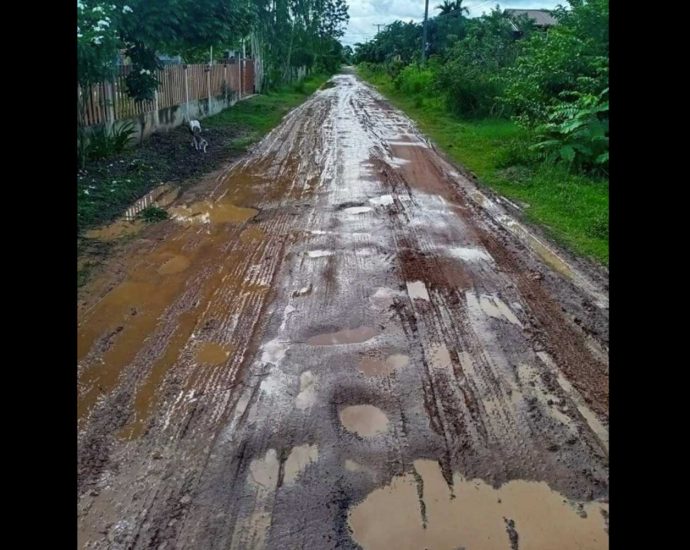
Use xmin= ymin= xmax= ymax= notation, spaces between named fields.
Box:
xmin=435 ymin=0 xmax=469 ymax=17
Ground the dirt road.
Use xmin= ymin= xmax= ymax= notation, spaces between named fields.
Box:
xmin=77 ymin=73 xmax=609 ymax=549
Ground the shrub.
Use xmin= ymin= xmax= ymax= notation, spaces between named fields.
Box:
xmin=139 ymin=206 xmax=169 ymax=222
xmin=84 ymin=120 xmax=136 ymax=162
xmin=530 ymin=87 xmax=608 ymax=174
xmin=394 ymin=64 xmax=435 ymax=95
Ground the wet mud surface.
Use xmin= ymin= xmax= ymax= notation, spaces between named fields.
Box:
xmin=78 ymin=74 xmax=609 ymax=549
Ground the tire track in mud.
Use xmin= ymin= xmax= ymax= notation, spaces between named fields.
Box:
xmin=78 ymin=73 xmax=608 ymax=549
xmin=78 ymin=89 xmax=338 ymax=548
xmin=368 ymin=108 xmax=608 ymax=495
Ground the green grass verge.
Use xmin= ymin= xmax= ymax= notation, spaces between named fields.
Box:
xmin=203 ymin=73 xmax=331 ymax=138
xmin=357 ymin=67 xmax=609 ymax=265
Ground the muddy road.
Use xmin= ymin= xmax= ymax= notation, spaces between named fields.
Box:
xmin=77 ymin=73 xmax=609 ymax=549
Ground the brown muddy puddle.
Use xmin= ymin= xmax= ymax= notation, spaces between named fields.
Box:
xmin=359 ymin=354 xmax=409 ymax=377
xmin=307 ymin=326 xmax=379 ymax=345
xmin=80 ymin=241 xmax=241 ymax=430
xmin=284 ymin=444 xmax=319 ymax=485
xmin=84 ymin=219 xmax=146 ymax=241
xmin=116 ymin=310 xmax=199 ymax=440
xmin=157 ymin=254 xmax=190 ymax=275
xmin=195 ymin=341 xmax=231 ymax=365
xmin=78 ymin=280 xmax=160 ymax=420
xmin=349 ymin=459 xmax=608 ymax=550
xmin=247 ymin=443 xmax=318 ymax=488
xmin=339 ymin=405 xmax=389 ymax=437
xmin=169 ymin=199 xmax=258 ymax=225
xmin=78 ymin=246 xmax=205 ymax=424
xmin=83 ymin=184 xmax=181 ymax=242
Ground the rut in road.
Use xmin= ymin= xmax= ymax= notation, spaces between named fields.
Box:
xmin=77 ymin=73 xmax=609 ymax=549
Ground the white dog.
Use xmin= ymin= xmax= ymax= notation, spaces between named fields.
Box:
xmin=189 ymin=119 xmax=208 ymax=153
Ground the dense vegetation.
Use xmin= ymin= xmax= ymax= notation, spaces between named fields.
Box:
xmin=77 ymin=1 xmax=348 ymax=165
xmin=78 ymin=0 xmax=349 ymax=97
xmin=355 ymin=0 xmax=608 ymax=263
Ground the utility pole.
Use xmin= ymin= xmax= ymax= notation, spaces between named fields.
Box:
xmin=421 ymin=0 xmax=430 ymax=64
xmin=373 ymin=24 xmax=385 ymax=34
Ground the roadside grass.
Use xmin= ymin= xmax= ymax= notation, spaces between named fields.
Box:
xmin=357 ymin=66 xmax=609 ymax=265
xmin=204 ymin=73 xmax=330 ymax=136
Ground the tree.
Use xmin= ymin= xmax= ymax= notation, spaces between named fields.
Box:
xmin=250 ymin=0 xmax=349 ymax=89
xmin=78 ymin=0 xmax=255 ymax=101
xmin=500 ymin=0 xmax=609 ymax=124
xmin=77 ymin=0 xmax=349 ymax=100
xmin=77 ymin=2 xmax=134 ymax=86
xmin=435 ymin=7 xmax=525 ymax=117
xmin=435 ymin=0 xmax=469 ymax=17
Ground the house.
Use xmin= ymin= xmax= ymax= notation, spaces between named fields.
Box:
xmin=504 ymin=8 xmax=558 ymax=34
xmin=157 ymin=54 xmax=182 ymax=66
xmin=115 ymin=51 xmax=181 ymax=68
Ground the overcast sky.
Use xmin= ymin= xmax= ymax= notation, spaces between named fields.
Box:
xmin=342 ymin=0 xmax=563 ymax=46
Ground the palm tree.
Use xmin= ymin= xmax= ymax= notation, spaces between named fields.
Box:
xmin=436 ymin=0 xmax=469 ymax=17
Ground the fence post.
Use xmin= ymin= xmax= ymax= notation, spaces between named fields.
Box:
xmin=223 ymin=62 xmax=228 ymax=104
xmin=153 ymin=88 xmax=160 ymax=129
xmin=104 ymin=80 xmax=115 ymax=132
xmin=242 ymin=40 xmax=246 ymax=95
xmin=184 ymin=64 xmax=190 ymax=121
xmin=238 ymin=57 xmax=243 ymax=100
xmin=207 ymin=64 xmax=212 ymax=114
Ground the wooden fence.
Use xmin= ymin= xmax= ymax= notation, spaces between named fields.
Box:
xmin=78 ymin=59 xmax=256 ymax=127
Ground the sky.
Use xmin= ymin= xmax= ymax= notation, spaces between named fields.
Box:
xmin=342 ymin=0 xmax=563 ymax=47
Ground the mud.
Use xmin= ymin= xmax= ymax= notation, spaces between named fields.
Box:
xmin=78 ymin=73 xmax=608 ymax=549
xmin=359 ymin=353 xmax=409 ymax=377
xmin=339 ymin=405 xmax=390 ymax=437
xmin=349 ymin=460 xmax=608 ymax=550
xmin=307 ymin=326 xmax=380 ymax=345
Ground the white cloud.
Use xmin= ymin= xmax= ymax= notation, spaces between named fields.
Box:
xmin=343 ymin=0 xmax=564 ymax=46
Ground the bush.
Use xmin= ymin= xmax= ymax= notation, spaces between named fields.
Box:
xmin=139 ymin=205 xmax=169 ymax=222
xmin=499 ymin=0 xmax=608 ymax=126
xmin=434 ymin=9 xmax=523 ymax=118
xmin=495 ymin=136 xmax=540 ymax=168
xmin=393 ymin=64 xmax=435 ymax=95
xmin=437 ymin=63 xmax=503 ymax=118
xmin=81 ymin=120 xmax=136 ymax=164
xmin=385 ymin=58 xmax=407 ymax=79
xmin=530 ymin=88 xmax=608 ymax=174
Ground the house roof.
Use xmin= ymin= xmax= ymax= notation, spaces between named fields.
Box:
xmin=505 ymin=9 xmax=558 ymax=28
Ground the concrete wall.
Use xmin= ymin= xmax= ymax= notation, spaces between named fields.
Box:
xmin=113 ymin=89 xmax=243 ymax=143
